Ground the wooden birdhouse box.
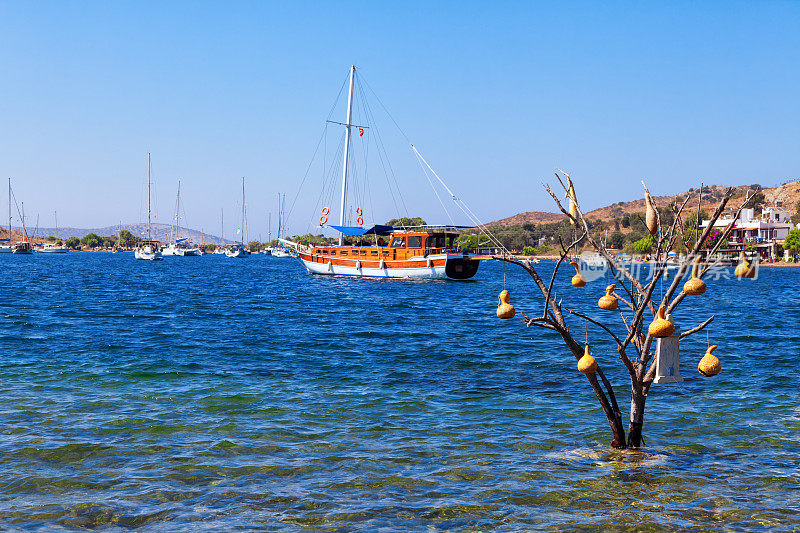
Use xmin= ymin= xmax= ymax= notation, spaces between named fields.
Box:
xmin=653 ymin=313 xmax=683 ymax=383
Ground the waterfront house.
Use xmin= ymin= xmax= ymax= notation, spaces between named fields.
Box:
xmin=700 ymin=204 xmax=792 ymax=260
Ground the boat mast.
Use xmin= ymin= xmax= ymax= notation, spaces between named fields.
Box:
xmin=276 ymin=193 xmax=281 ymax=241
xmin=241 ymin=177 xmax=245 ymax=246
xmin=7 ymin=178 xmax=11 ymax=242
xmin=172 ymin=179 xmax=181 ymax=244
xmin=147 ymin=153 xmax=152 ymax=241
xmin=338 ymin=65 xmax=356 ymax=245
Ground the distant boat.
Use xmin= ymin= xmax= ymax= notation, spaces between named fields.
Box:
xmin=134 ymin=153 xmax=163 ymax=261
xmin=270 ymin=193 xmax=292 ymax=258
xmin=39 ymin=211 xmax=68 ymax=253
xmin=162 ymin=180 xmax=201 ymax=257
xmin=12 ymin=199 xmax=33 ymax=254
xmin=225 ymin=177 xmax=250 ymax=258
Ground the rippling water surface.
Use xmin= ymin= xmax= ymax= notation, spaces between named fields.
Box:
xmin=0 ymin=253 xmax=798 ymax=530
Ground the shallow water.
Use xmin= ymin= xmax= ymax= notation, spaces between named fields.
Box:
xmin=0 ymin=253 xmax=798 ymax=530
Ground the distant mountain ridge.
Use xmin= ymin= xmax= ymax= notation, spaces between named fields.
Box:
xmin=25 ymin=223 xmax=235 ymax=244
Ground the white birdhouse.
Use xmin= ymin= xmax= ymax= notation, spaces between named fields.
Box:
xmin=653 ymin=313 xmax=683 ymax=383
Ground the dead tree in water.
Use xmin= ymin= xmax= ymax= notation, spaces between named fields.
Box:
xmin=494 ymin=174 xmax=756 ymax=449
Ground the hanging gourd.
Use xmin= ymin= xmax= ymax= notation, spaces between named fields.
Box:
xmin=698 ymin=345 xmax=721 ymax=377
xmin=568 ymin=183 xmax=578 ymax=226
xmin=577 ymin=344 xmax=598 ymax=373
xmin=734 ymin=251 xmax=756 ymax=279
xmin=683 ymin=257 xmax=707 ymax=295
xmin=648 ymin=305 xmax=675 ymax=338
xmin=569 ymin=260 xmax=586 ymax=287
xmin=643 ymin=182 xmax=657 ymax=235
xmin=598 ymin=284 xmax=618 ymax=310
xmin=496 ymin=289 xmax=516 ymax=319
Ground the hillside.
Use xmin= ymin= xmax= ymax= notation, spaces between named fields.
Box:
xmin=488 ymin=181 xmax=800 ymax=227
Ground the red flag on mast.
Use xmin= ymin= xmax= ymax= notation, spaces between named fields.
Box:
xmin=358 ymin=127 xmax=364 ymax=137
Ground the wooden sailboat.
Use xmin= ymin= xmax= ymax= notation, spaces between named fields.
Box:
xmin=286 ymin=66 xmax=480 ymax=279
xmin=12 ymin=199 xmax=32 ymax=254
xmin=134 ymin=153 xmax=163 ymax=260
xmin=225 ymin=177 xmax=250 ymax=258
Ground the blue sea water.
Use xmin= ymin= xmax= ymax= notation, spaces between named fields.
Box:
xmin=0 ymin=252 xmax=798 ymax=531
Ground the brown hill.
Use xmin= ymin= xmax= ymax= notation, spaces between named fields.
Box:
xmin=488 ymin=181 xmax=800 ymax=227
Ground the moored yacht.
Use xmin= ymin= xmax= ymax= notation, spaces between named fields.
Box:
xmin=134 ymin=154 xmax=163 ymax=261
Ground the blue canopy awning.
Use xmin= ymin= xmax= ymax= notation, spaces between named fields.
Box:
xmin=330 ymin=224 xmax=394 ymax=236
xmin=176 ymin=238 xmax=188 ymax=243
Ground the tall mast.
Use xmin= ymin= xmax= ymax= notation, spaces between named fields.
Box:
xmin=7 ymin=178 xmax=11 ymax=241
xmin=147 ymin=153 xmax=152 ymax=241
xmin=276 ymin=193 xmax=281 ymax=241
xmin=241 ymin=177 xmax=245 ymax=246
xmin=338 ymin=65 xmax=356 ymax=245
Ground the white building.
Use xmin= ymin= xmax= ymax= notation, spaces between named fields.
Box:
xmin=701 ymin=204 xmax=792 ymax=259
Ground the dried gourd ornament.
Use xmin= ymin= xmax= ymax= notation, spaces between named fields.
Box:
xmin=648 ymin=305 xmax=675 ymax=338
xmin=496 ymin=289 xmax=516 ymax=319
xmin=643 ymin=182 xmax=658 ymax=235
xmin=569 ymin=261 xmax=586 ymax=287
xmin=683 ymin=257 xmax=707 ymax=296
xmin=598 ymin=284 xmax=618 ymax=310
xmin=568 ymin=183 xmax=578 ymax=226
xmin=734 ymin=251 xmax=756 ymax=279
xmin=698 ymin=345 xmax=722 ymax=377
xmin=577 ymin=344 xmax=598 ymax=373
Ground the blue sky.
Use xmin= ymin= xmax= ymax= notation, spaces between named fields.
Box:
xmin=1 ymin=1 xmax=798 ymax=237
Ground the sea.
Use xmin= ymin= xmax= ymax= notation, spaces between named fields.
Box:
xmin=0 ymin=253 xmax=798 ymax=531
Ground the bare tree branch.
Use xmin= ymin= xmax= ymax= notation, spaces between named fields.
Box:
xmin=679 ymin=315 xmax=715 ymax=339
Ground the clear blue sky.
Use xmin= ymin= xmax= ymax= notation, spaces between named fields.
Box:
xmin=1 ymin=1 xmax=798 ymax=237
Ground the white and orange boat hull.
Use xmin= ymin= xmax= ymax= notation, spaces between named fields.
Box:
xmin=298 ymin=252 xmax=479 ymax=280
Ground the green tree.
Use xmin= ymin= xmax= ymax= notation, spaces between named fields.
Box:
xmin=620 ymin=215 xmax=630 ymax=228
xmin=65 ymin=237 xmax=81 ymax=249
xmin=633 ymin=235 xmax=655 ymax=254
xmin=204 ymin=243 xmax=217 ymax=252
xmin=386 ymin=216 xmax=426 ymax=227
xmin=81 ymin=233 xmax=102 ymax=248
xmin=522 ymin=245 xmax=535 ymax=256
xmin=614 ymin=219 xmax=621 ymax=231
xmin=609 ymin=231 xmax=625 ymax=250
xmin=119 ymin=229 xmax=136 ymax=247
xmin=45 ymin=235 xmax=56 ymax=243
xmin=784 ymin=229 xmax=800 ymax=253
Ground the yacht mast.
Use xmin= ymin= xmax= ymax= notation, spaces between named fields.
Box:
xmin=338 ymin=65 xmax=356 ymax=245
xmin=241 ymin=177 xmax=245 ymax=246
xmin=147 ymin=153 xmax=152 ymax=241
xmin=7 ymin=178 xmax=11 ymax=241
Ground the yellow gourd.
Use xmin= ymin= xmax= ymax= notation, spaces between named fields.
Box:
xmin=683 ymin=256 xmax=707 ymax=295
xmin=643 ymin=183 xmax=657 ymax=235
xmin=496 ymin=289 xmax=516 ymax=319
xmin=568 ymin=183 xmax=578 ymax=226
xmin=598 ymin=284 xmax=618 ymax=310
xmin=648 ymin=305 xmax=675 ymax=338
xmin=698 ymin=345 xmax=721 ymax=377
xmin=569 ymin=260 xmax=586 ymax=287
xmin=734 ymin=251 xmax=756 ymax=279
xmin=577 ymin=344 xmax=598 ymax=373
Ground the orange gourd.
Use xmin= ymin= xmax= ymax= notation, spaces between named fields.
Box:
xmin=496 ymin=289 xmax=516 ymax=319
xmin=569 ymin=260 xmax=586 ymax=287
xmin=598 ymin=284 xmax=618 ymax=310
xmin=698 ymin=345 xmax=721 ymax=377
xmin=683 ymin=257 xmax=707 ymax=295
xmin=648 ymin=305 xmax=675 ymax=338
xmin=577 ymin=344 xmax=598 ymax=373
